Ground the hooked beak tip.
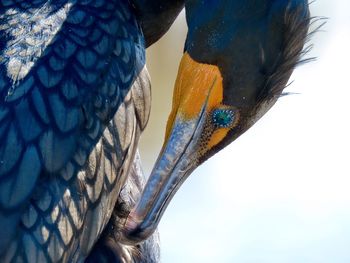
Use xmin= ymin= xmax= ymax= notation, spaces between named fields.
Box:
xmin=120 ymin=212 xmax=151 ymax=245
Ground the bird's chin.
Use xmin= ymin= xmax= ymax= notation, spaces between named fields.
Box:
xmin=120 ymin=106 xmax=207 ymax=245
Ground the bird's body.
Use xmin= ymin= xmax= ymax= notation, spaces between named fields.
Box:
xmin=0 ymin=0 xmax=155 ymax=261
xmin=0 ymin=0 xmax=311 ymax=262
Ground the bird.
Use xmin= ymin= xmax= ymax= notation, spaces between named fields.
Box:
xmin=0 ymin=0 xmax=311 ymax=262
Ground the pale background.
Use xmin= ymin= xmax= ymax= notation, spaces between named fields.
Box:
xmin=139 ymin=0 xmax=350 ymax=262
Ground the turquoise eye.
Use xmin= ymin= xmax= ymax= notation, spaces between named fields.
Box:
xmin=212 ymin=109 xmax=235 ymax=128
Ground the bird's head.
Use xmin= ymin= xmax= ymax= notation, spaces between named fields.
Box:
xmin=122 ymin=0 xmax=310 ymax=244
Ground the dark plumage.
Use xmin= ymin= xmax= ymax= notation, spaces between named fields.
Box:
xmin=0 ymin=0 xmax=156 ymax=261
xmin=131 ymin=0 xmax=185 ymax=47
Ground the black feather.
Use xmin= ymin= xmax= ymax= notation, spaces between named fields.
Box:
xmin=257 ymin=3 xmax=326 ymax=102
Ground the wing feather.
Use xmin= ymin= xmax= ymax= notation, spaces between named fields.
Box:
xmin=0 ymin=1 xmax=146 ymax=259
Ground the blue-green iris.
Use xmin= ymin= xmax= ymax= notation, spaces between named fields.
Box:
xmin=212 ymin=109 xmax=235 ymax=128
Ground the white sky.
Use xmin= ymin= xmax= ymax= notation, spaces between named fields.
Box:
xmin=141 ymin=0 xmax=350 ymax=262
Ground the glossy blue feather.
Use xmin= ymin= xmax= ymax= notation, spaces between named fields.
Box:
xmin=0 ymin=0 xmax=146 ymax=260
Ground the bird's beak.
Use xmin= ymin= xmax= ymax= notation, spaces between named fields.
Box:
xmin=121 ymin=53 xmax=225 ymax=244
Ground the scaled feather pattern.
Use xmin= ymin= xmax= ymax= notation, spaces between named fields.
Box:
xmin=0 ymin=0 xmax=152 ymax=262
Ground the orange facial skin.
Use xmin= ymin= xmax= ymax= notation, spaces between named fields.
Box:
xmin=164 ymin=52 xmax=239 ymax=155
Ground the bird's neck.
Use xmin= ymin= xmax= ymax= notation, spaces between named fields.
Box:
xmin=130 ymin=0 xmax=184 ymax=47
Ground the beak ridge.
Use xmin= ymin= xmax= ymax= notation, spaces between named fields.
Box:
xmin=120 ymin=99 xmax=209 ymax=244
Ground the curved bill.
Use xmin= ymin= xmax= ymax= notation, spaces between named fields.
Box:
xmin=120 ymin=101 xmax=208 ymax=244
xmin=119 ymin=52 xmax=223 ymax=245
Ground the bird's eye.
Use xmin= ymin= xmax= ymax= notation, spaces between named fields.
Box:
xmin=211 ymin=108 xmax=235 ymax=128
